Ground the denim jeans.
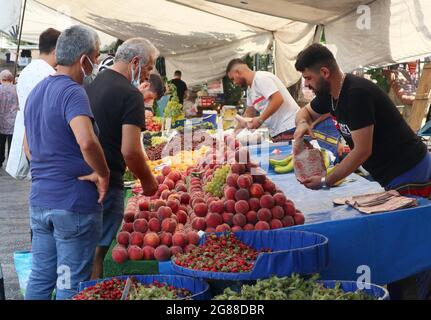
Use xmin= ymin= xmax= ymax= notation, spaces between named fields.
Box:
xmin=25 ymin=206 xmax=102 ymax=300
xmin=99 ymin=188 xmax=124 ymax=247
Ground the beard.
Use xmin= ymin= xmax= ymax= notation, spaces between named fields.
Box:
xmin=310 ymin=76 xmax=331 ymax=96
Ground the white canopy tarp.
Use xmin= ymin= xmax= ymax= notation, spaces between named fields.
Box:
xmin=26 ymin=0 xmax=431 ymax=86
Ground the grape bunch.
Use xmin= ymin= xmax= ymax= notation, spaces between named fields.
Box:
xmin=204 ymin=165 xmax=231 ymax=197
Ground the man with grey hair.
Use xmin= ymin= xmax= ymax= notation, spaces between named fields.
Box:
xmin=0 ymin=69 xmax=19 ymax=167
xmin=85 ymin=38 xmax=159 ymax=279
xmin=24 ymin=25 xmax=110 ymax=300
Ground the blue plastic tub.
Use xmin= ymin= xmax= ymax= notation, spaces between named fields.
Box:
xmin=172 ymin=229 xmax=329 ymax=281
xmin=318 ymin=280 xmax=390 ymax=300
xmin=78 ymin=274 xmax=210 ymax=300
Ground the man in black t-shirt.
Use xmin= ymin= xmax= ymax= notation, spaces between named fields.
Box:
xmin=170 ymin=70 xmax=187 ymax=104
xmin=294 ymin=44 xmax=430 ymax=194
xmin=294 ymin=44 xmax=431 ymax=300
xmin=85 ymin=38 xmax=159 ymax=279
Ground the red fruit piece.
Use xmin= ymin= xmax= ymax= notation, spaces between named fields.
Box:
xmin=231 ymin=163 xmax=246 ymax=175
xmin=270 ymin=219 xmax=284 ymax=229
xmin=112 ymin=245 xmax=128 ymax=264
xmin=123 ymin=211 xmax=135 ymax=223
xmin=167 ymin=199 xmax=180 ymax=213
xmin=138 ymin=199 xmax=150 ymax=211
xmin=293 ymin=212 xmax=305 ymax=225
xmin=144 ymin=232 xmax=160 ymax=248
xmin=226 ymin=173 xmax=239 ymax=187
xmin=248 ymin=198 xmax=261 ymax=212
xmin=128 ymin=245 xmax=143 ymax=261
xmin=225 ymin=199 xmax=236 ymax=213
xmin=191 ymin=217 xmax=206 ymax=231
xmin=260 ymin=194 xmax=275 ymax=209
xmin=160 ymin=232 xmax=173 ymax=246
xmin=273 ymin=193 xmax=287 ymax=206
xmin=216 ymin=224 xmax=231 ymax=232
xmin=263 ymin=180 xmax=276 ymax=193
xmin=246 ymin=211 xmax=258 ymax=224
xmin=224 ymin=186 xmax=237 ymax=200
xmin=284 ymin=201 xmax=296 ymax=217
xmin=180 ymin=193 xmax=191 ymax=205
xmin=233 ymin=213 xmax=247 ymax=227
xmin=234 ymin=200 xmax=250 ymax=215
xmin=235 ymin=188 xmax=250 ymax=201
xmin=237 ymin=174 xmax=253 ymax=189
xmin=116 ymin=231 xmax=130 ymax=246
xmin=194 ymin=203 xmax=208 ymax=217
xmin=170 ymin=246 xmax=183 ymax=256
xmin=243 ymin=224 xmax=255 ymax=231
xmin=154 ymin=245 xmax=171 ymax=261
xmin=187 ymin=231 xmax=200 ymax=245
xmin=209 ymin=200 xmax=224 ymax=214
xmin=158 ymin=206 xmax=173 ymax=220
xmin=148 ymin=217 xmax=161 ymax=232
xmin=271 ymin=206 xmax=285 ymax=220
xmin=143 ymin=245 xmax=155 ymax=260
xmin=249 ymin=183 xmax=264 ymax=198
xmin=172 ymin=232 xmax=188 ymax=247
xmin=154 ymin=199 xmax=167 ymax=211
xmin=184 ymin=244 xmax=197 ymax=253
xmin=222 ymin=212 xmax=234 ymax=226
xmin=257 ymin=208 xmax=272 ymax=222
xmin=133 ymin=219 xmax=148 ymax=233
xmin=162 ymin=166 xmax=171 ymax=177
xmin=121 ymin=223 xmax=134 ymax=233
xmin=161 ymin=218 xmax=177 ymax=233
xmin=206 ymin=212 xmax=223 ymax=229
xmin=255 ymin=221 xmax=270 ymax=230
xmin=130 ymin=232 xmax=144 ymax=247
xmin=282 ymin=216 xmax=295 ymax=228
xmin=231 ymin=226 xmax=243 ymax=232
xmin=175 ymin=210 xmax=188 ymax=224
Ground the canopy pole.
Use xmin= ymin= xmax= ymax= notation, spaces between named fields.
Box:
xmin=13 ymin=0 xmax=28 ymax=83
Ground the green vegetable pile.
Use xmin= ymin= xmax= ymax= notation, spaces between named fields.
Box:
xmin=128 ymin=280 xmax=192 ymax=300
xmin=213 ymin=274 xmax=377 ymax=300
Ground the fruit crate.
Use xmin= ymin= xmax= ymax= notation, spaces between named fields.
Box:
xmin=172 ymin=229 xmax=329 ymax=281
xmin=318 ymin=280 xmax=390 ymax=300
xmin=78 ymin=275 xmax=211 ymax=300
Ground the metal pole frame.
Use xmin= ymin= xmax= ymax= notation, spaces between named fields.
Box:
xmin=13 ymin=0 xmax=28 ymax=83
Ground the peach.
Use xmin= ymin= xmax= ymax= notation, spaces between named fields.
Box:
xmin=184 ymin=244 xmax=197 ymax=253
xmin=186 ymin=231 xmax=200 ymax=245
xmin=138 ymin=199 xmax=150 ymax=211
xmin=270 ymin=219 xmax=283 ymax=229
xmin=226 ymin=173 xmax=239 ymax=187
xmin=273 ymin=193 xmax=287 ymax=206
xmin=224 ymin=186 xmax=237 ymax=200
xmin=283 ymin=202 xmax=296 ymax=217
xmin=158 ymin=206 xmax=173 ymax=220
xmin=148 ymin=218 xmax=161 ymax=232
xmin=234 ymin=200 xmax=249 ymax=215
xmin=172 ymin=232 xmax=188 ymax=247
xmin=127 ymin=245 xmax=143 ymax=261
xmin=133 ymin=219 xmax=148 ymax=233
xmin=249 ymin=183 xmax=264 ymax=198
xmin=209 ymin=200 xmax=224 ymax=214
xmin=161 ymin=218 xmax=177 ymax=233
xmin=112 ymin=245 xmax=128 ymax=264
xmin=233 ymin=213 xmax=247 ymax=227
xmin=231 ymin=163 xmax=246 ymax=175
xmin=180 ymin=193 xmax=191 ymax=205
xmin=260 ymin=194 xmax=275 ymax=209
xmin=216 ymin=224 xmax=231 ymax=232
xmin=248 ymin=198 xmax=261 ymax=212
xmin=154 ymin=245 xmax=171 ymax=261
xmin=194 ymin=203 xmax=208 ymax=217
xmin=191 ymin=217 xmax=207 ymax=231
xmin=235 ymin=188 xmax=250 ymax=201
xmin=154 ymin=199 xmax=167 ymax=211
xmin=175 ymin=210 xmax=188 ymax=224
xmin=231 ymin=226 xmax=243 ymax=232
xmin=143 ymin=245 xmax=155 ymax=260
xmin=243 ymin=224 xmax=255 ymax=231
xmin=206 ymin=212 xmax=223 ymax=229
xmin=116 ymin=231 xmax=130 ymax=246
xmin=144 ymin=232 xmax=160 ymax=248
xmin=162 ymin=166 xmax=171 ymax=177
xmin=255 ymin=221 xmax=270 ymax=230
xmin=293 ymin=212 xmax=305 ymax=225
xmin=257 ymin=208 xmax=272 ymax=222
xmin=160 ymin=232 xmax=173 ymax=246
xmin=170 ymin=246 xmax=183 ymax=256
xmin=237 ymin=174 xmax=253 ymax=189
xmin=282 ymin=216 xmax=295 ymax=228
xmin=164 ymin=179 xmax=175 ymax=190
xmin=263 ymin=180 xmax=276 ymax=193
xmin=121 ymin=223 xmax=134 ymax=234
xmin=225 ymin=200 xmax=236 ymax=213
xmin=130 ymin=232 xmax=144 ymax=247
xmin=167 ymin=199 xmax=180 ymax=213
xmin=246 ymin=211 xmax=258 ymax=224
xmin=271 ymin=206 xmax=285 ymax=220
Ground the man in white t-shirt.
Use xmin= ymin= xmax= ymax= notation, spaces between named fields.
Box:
xmin=6 ymin=28 xmax=60 ymax=179
xmin=226 ymin=58 xmax=299 ymax=141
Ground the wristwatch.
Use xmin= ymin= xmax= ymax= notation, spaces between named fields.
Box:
xmin=320 ymin=176 xmax=330 ymax=190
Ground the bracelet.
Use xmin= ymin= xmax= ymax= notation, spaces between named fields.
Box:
xmin=258 ymin=117 xmax=264 ymax=125
xmin=320 ymin=176 xmax=330 ymax=190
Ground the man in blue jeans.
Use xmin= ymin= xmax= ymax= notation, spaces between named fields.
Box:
xmin=23 ymin=25 xmax=110 ymax=300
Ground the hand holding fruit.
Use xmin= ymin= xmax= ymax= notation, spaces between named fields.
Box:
xmin=141 ymin=175 xmax=159 ymax=196
xmin=301 ymin=174 xmax=323 ymax=190
xmin=293 ymin=121 xmax=314 ymax=142
xmin=79 ymin=172 xmax=110 ymax=203
xmin=247 ymin=117 xmax=262 ymax=130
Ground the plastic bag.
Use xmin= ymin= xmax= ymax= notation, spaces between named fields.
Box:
xmin=293 ymin=139 xmax=325 ymax=183
xmin=13 ymin=251 xmax=32 ymax=297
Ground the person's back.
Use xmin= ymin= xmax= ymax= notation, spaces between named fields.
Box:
xmin=25 ymin=75 xmax=100 ymax=212
xmin=86 ymin=68 xmax=144 ymax=188
xmin=170 ymin=71 xmax=187 ymax=104
xmin=0 ymin=82 xmax=18 ymax=135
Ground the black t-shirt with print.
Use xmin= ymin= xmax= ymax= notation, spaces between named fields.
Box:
xmin=85 ymin=69 xmax=145 ymax=189
xmin=311 ymin=74 xmax=427 ymax=186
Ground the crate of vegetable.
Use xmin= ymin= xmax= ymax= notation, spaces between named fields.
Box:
xmin=213 ymin=274 xmax=389 ymax=300
xmin=74 ymin=275 xmax=210 ymax=300
xmin=172 ymin=230 xmax=328 ymax=281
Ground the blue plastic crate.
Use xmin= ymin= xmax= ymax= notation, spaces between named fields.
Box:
xmin=318 ymin=280 xmax=390 ymax=300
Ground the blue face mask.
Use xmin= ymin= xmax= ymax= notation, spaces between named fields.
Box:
xmin=131 ymin=63 xmax=142 ymax=88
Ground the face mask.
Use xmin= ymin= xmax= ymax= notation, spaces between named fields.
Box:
xmin=82 ymin=56 xmax=97 ymax=84
xmin=131 ymin=63 xmax=142 ymax=88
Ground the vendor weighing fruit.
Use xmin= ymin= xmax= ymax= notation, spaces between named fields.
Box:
xmin=226 ymin=59 xmax=300 ymax=142
xmin=294 ymin=43 xmax=431 ymax=300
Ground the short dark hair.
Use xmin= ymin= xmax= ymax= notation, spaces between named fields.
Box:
xmin=295 ymin=43 xmax=338 ymax=72
xmin=226 ymin=58 xmax=247 ymax=74
xmin=149 ymin=73 xmax=166 ymax=99
xmin=174 ymin=70 xmax=182 ymax=77
xmin=39 ymin=28 xmax=61 ymax=54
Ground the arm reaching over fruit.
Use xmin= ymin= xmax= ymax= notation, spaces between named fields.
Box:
xmin=248 ymin=91 xmax=284 ymax=130
xmin=122 ymin=124 xmax=158 ymax=196
xmin=294 ymin=104 xmax=323 ymax=141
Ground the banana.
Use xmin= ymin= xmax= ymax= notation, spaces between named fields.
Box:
xmin=326 ymin=166 xmax=346 ymax=186
xmin=274 ymin=159 xmax=295 ymax=174
xmin=321 ymin=149 xmax=330 ymax=169
xmin=269 ymin=155 xmax=293 ymax=167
